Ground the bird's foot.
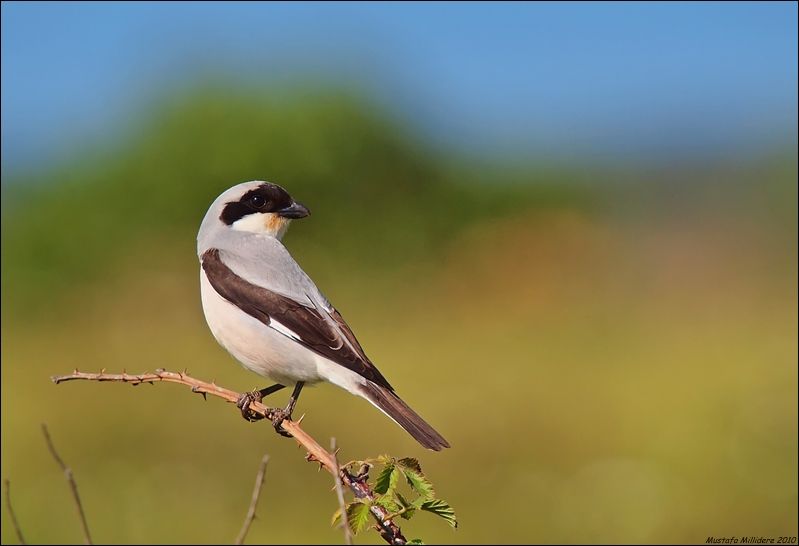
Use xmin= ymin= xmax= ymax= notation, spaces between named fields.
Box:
xmin=236 ymin=390 xmax=265 ymax=422
xmin=270 ymin=407 xmax=293 ymax=438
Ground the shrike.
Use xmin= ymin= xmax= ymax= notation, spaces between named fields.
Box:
xmin=197 ymin=181 xmax=449 ymax=451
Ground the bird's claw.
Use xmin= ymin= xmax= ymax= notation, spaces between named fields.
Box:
xmin=236 ymin=390 xmax=265 ymax=422
xmin=270 ymin=408 xmax=293 ymax=437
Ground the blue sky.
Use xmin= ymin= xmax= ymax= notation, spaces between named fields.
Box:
xmin=2 ymin=1 xmax=797 ymax=172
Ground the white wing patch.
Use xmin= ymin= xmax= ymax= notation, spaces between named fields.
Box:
xmin=269 ymin=318 xmax=302 ymax=341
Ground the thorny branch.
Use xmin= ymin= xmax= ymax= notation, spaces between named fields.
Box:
xmin=235 ymin=454 xmax=270 ymax=545
xmin=51 ymin=369 xmax=407 ymax=545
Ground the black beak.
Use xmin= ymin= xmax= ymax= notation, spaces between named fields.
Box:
xmin=277 ymin=201 xmax=310 ymax=219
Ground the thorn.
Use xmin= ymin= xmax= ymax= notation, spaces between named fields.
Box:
xmin=334 ymin=447 xmax=341 ymax=456
xmin=101 ymin=368 xmax=107 ymax=374
xmin=155 ymin=368 xmax=165 ymax=373
xmin=190 ymin=386 xmax=208 ymax=401
xmin=73 ymin=368 xmax=79 ymax=374
xmin=296 ymin=413 xmax=306 ymax=425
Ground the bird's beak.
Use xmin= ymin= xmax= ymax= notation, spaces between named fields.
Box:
xmin=277 ymin=201 xmax=310 ymax=219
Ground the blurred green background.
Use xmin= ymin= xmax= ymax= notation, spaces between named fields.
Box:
xmin=2 ymin=3 xmax=797 ymax=544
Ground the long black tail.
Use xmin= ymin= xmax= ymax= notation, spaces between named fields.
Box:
xmin=360 ymin=381 xmax=450 ymax=451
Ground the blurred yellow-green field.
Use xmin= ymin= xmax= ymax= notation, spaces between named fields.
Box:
xmin=1 ymin=88 xmax=796 ymax=544
xmin=2 ymin=3 xmax=798 ymax=542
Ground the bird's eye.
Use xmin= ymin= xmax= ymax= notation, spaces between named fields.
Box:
xmin=249 ymin=195 xmax=267 ymax=208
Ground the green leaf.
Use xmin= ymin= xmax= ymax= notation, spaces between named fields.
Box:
xmin=375 ymin=494 xmax=401 ymax=513
xmin=401 ymin=468 xmax=435 ymax=500
xmin=396 ymin=492 xmax=412 ymax=508
xmin=395 ymin=458 xmax=435 ymax=500
xmin=374 ymin=462 xmax=399 ymax=494
xmin=395 ymin=492 xmax=417 ymax=520
xmin=407 ymin=540 xmax=425 ymax=545
xmin=396 ymin=457 xmax=422 ymax=474
xmin=346 ymin=501 xmax=372 ymax=534
xmin=420 ymin=499 xmax=458 ymax=529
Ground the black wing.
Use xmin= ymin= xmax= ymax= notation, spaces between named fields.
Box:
xmin=202 ymin=248 xmax=393 ymax=390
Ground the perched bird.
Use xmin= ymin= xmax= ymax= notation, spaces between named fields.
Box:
xmin=197 ymin=181 xmax=450 ymax=450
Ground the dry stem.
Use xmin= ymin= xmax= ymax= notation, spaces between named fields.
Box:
xmin=41 ymin=424 xmax=92 ymax=545
xmin=235 ymin=454 xmax=270 ymax=545
xmin=4 ymin=479 xmax=26 ymax=544
xmin=331 ymin=438 xmax=353 ymax=545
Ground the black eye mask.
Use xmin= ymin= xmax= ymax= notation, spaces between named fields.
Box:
xmin=220 ymin=183 xmax=294 ymax=226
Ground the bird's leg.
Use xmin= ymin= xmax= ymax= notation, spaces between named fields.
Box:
xmin=236 ymin=383 xmax=286 ymax=422
xmin=271 ymin=381 xmax=304 ymax=437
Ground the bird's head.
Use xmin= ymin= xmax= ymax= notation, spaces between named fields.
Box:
xmin=200 ymin=180 xmax=310 ymax=242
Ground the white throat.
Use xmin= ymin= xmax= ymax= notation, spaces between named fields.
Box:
xmin=231 ymin=212 xmax=291 ymax=240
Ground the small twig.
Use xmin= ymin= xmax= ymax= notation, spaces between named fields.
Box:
xmin=52 ymin=369 xmax=407 ymax=545
xmin=331 ymin=438 xmax=353 ymax=545
xmin=4 ymin=479 xmax=26 ymax=544
xmin=41 ymin=424 xmax=93 ymax=545
xmin=235 ymin=454 xmax=270 ymax=545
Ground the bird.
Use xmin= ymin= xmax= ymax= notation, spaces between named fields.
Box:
xmin=197 ymin=181 xmax=450 ymax=451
